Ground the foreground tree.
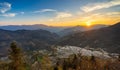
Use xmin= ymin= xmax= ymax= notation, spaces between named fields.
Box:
xmin=8 ymin=42 xmax=25 ymax=70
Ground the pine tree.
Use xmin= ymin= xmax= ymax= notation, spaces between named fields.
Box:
xmin=8 ymin=42 xmax=25 ymax=70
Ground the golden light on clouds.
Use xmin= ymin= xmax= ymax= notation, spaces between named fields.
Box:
xmin=41 ymin=11 xmax=120 ymax=27
xmin=1 ymin=11 xmax=119 ymax=26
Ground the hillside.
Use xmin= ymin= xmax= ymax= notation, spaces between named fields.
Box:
xmin=57 ymin=22 xmax=120 ymax=53
xmin=0 ymin=29 xmax=59 ymax=55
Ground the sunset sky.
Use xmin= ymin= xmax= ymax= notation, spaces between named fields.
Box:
xmin=0 ymin=0 xmax=120 ymax=26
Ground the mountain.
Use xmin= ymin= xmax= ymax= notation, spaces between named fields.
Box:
xmin=57 ymin=22 xmax=120 ymax=53
xmin=0 ymin=29 xmax=59 ymax=55
xmin=57 ymin=24 xmax=107 ymax=36
xmin=0 ymin=24 xmax=107 ymax=36
xmin=0 ymin=24 xmax=69 ymax=33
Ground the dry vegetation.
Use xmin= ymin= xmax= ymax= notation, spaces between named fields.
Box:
xmin=0 ymin=43 xmax=120 ymax=70
xmin=53 ymin=54 xmax=120 ymax=70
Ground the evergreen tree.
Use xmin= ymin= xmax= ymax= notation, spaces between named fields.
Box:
xmin=8 ymin=42 xmax=25 ymax=70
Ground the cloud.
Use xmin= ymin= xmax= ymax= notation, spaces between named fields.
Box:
xmin=81 ymin=0 xmax=120 ymax=12
xmin=0 ymin=2 xmax=11 ymax=13
xmin=0 ymin=2 xmax=17 ymax=17
xmin=33 ymin=9 xmax=57 ymax=13
xmin=47 ymin=12 xmax=73 ymax=22
xmin=20 ymin=12 xmax=25 ymax=14
xmin=106 ymin=12 xmax=120 ymax=15
xmin=56 ymin=12 xmax=72 ymax=19
xmin=0 ymin=13 xmax=16 ymax=17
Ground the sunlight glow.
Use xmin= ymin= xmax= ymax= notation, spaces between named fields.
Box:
xmin=86 ymin=21 xmax=92 ymax=27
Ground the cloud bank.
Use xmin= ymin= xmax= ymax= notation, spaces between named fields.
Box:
xmin=0 ymin=13 xmax=16 ymax=17
xmin=81 ymin=0 xmax=120 ymax=12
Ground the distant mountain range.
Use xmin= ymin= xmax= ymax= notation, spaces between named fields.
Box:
xmin=0 ymin=24 xmax=107 ymax=36
xmin=57 ymin=22 xmax=120 ymax=53
xmin=0 ymin=24 xmax=69 ymax=33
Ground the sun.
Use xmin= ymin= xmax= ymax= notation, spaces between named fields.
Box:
xmin=86 ymin=21 xmax=92 ymax=27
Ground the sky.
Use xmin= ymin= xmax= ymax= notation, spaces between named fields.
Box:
xmin=0 ymin=0 xmax=120 ymax=26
